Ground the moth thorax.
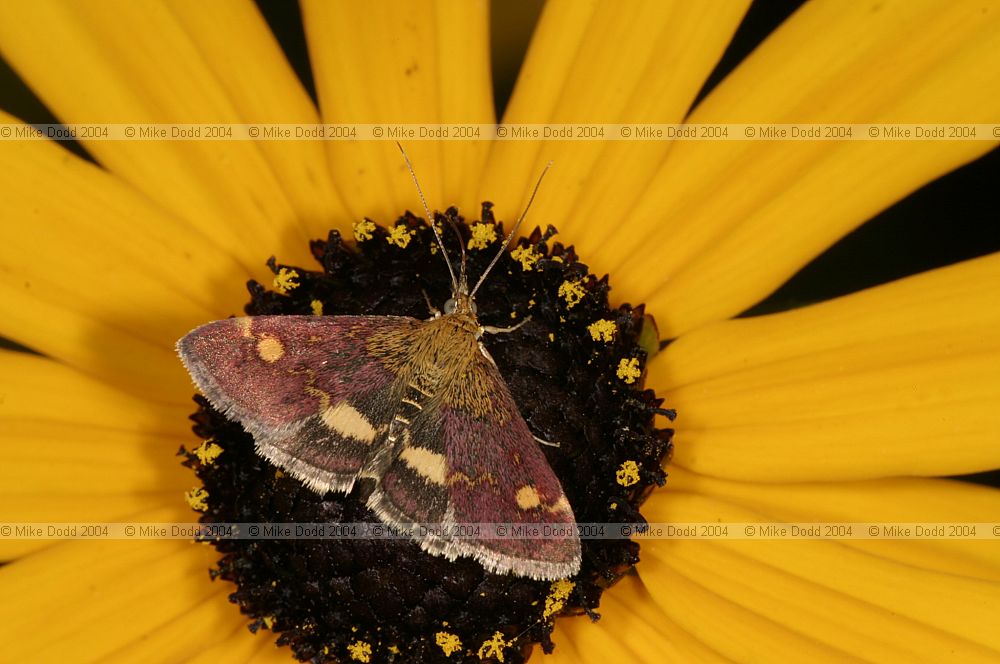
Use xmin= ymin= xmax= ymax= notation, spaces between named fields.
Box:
xmin=442 ymin=312 xmax=481 ymax=338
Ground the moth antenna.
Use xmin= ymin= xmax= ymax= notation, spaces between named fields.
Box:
xmin=444 ymin=211 xmax=469 ymax=292
xmin=395 ymin=141 xmax=459 ymax=294
xmin=469 ymin=161 xmax=553 ymax=299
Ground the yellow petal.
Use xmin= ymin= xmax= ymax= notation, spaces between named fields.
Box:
xmin=1 ymin=420 xmax=191 ymax=495
xmin=0 ymin=0 xmax=333 ymax=267
xmin=165 ymin=0 xmax=350 ymax=241
xmin=555 ymin=574 xmax=729 ymax=663
xmin=0 ymin=114 xmax=255 ymax=400
xmin=0 ymin=506 xmax=222 ymax=663
xmin=478 ymin=0 xmax=750 ymax=232
xmin=641 ymin=491 xmax=1000 ymax=661
xmin=536 ymin=634 xmax=583 ymax=663
xmin=187 ymin=625 xmax=279 ymax=664
xmin=668 ymin=467 xmax=1000 ymax=582
xmin=0 ymin=350 xmax=192 ymax=431
xmin=651 ymin=254 xmax=1000 ymax=481
xmin=640 ymin=551 xmax=856 ymax=661
xmin=303 ymin=0 xmax=493 ymax=221
xmin=101 ymin=588 xmax=242 ymax=664
xmin=603 ymin=0 xmax=1000 ymax=336
xmin=0 ymin=493 xmax=176 ymax=560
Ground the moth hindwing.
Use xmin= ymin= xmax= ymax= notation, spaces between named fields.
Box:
xmin=178 ymin=312 xmax=582 ymax=580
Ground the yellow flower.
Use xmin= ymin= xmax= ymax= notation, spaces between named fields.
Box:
xmin=2 ymin=1 xmax=1000 ymax=662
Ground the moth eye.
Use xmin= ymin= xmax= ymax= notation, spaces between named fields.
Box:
xmin=443 ymin=298 xmax=457 ymax=314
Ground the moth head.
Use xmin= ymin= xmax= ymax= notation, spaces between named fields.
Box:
xmin=443 ymin=293 xmax=478 ymax=316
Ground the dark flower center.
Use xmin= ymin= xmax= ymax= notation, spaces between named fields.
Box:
xmin=181 ymin=204 xmax=674 ymax=663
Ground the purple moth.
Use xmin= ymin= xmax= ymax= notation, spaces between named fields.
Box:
xmin=177 ymin=146 xmax=581 ymax=580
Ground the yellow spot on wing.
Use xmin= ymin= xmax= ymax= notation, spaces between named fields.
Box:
xmin=322 ymin=402 xmax=377 ymax=443
xmin=587 ymin=319 xmax=617 ymax=343
xmin=273 ymin=268 xmax=299 ymax=294
xmin=435 ymin=632 xmax=462 ymax=657
xmin=193 ymin=440 xmax=223 ymax=465
xmin=347 ymin=640 xmax=372 ymax=662
xmin=387 ymin=224 xmax=415 ymax=248
xmin=467 ymin=222 xmax=498 ymax=250
xmin=543 ymin=579 xmax=575 ymax=618
xmin=353 ymin=219 xmax=376 ymax=242
xmin=558 ymin=280 xmax=586 ymax=308
xmin=311 ymin=299 xmax=324 ymax=316
xmin=257 ymin=335 xmax=285 ymax=363
xmin=616 ymin=357 xmax=642 ymax=384
xmin=477 ymin=632 xmax=510 ymax=661
xmin=510 ymin=245 xmax=540 ymax=270
xmin=515 ymin=485 xmax=541 ymax=510
xmin=616 ymin=460 xmax=641 ymax=487
xmin=400 ymin=446 xmax=448 ymax=485
xmin=546 ymin=494 xmax=572 ymax=515
xmin=185 ymin=487 xmax=209 ymax=511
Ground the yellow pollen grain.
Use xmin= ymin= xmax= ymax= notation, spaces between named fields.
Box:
xmin=551 ymin=255 xmax=564 ymax=262
xmin=617 ymin=357 xmax=642 ymax=384
xmin=543 ymin=579 xmax=575 ymax=619
xmin=436 ymin=632 xmax=462 ymax=657
xmin=184 ymin=487 xmax=209 ymax=511
xmin=558 ymin=280 xmax=586 ymax=308
xmin=616 ymin=460 xmax=641 ymax=487
xmin=468 ymin=223 xmax=497 ymax=250
xmin=193 ymin=440 xmax=223 ymax=465
xmin=510 ymin=245 xmax=540 ymax=270
xmin=587 ymin=319 xmax=617 ymax=343
xmin=347 ymin=640 xmax=372 ymax=662
xmin=387 ymin=224 xmax=414 ymax=248
xmin=477 ymin=632 xmax=509 ymax=661
xmin=388 ymin=645 xmax=400 ymax=655
xmin=275 ymin=469 xmax=285 ymax=479
xmin=548 ymin=333 xmax=555 ymax=342
xmin=263 ymin=616 xmax=275 ymax=629
xmin=353 ymin=219 xmax=376 ymax=242
xmin=311 ymin=299 xmax=324 ymax=316
xmin=273 ymin=268 xmax=299 ymax=294
xmin=257 ymin=335 xmax=285 ymax=363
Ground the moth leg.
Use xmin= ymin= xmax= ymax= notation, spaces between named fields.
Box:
xmin=533 ymin=434 xmax=561 ymax=448
xmin=482 ymin=315 xmax=531 ymax=335
xmin=478 ymin=341 xmax=499 ymax=368
xmin=422 ymin=289 xmax=441 ymax=318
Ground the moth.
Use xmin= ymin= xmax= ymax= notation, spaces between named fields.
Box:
xmin=177 ymin=147 xmax=581 ymax=580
